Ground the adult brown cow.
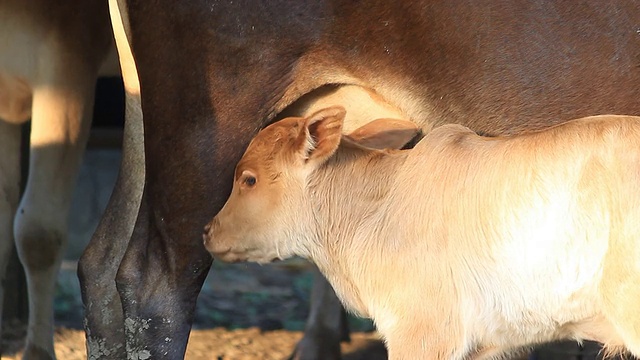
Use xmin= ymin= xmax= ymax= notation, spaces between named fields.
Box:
xmin=79 ymin=0 xmax=640 ymax=359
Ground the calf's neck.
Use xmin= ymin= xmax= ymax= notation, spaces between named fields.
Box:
xmin=204 ymin=106 xmax=640 ymax=360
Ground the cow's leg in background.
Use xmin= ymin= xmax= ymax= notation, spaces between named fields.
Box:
xmin=0 ymin=121 xmax=21 ymax=341
xmin=78 ymin=0 xmax=143 ymax=358
xmin=13 ymin=58 xmax=99 ymax=359
xmin=0 ymin=1 xmax=114 ymax=358
xmin=290 ymin=267 xmax=350 ymax=360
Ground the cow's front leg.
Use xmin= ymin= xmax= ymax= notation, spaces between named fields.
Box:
xmin=290 ymin=266 xmax=350 ymax=360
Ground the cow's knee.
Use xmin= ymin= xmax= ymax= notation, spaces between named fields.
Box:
xmin=14 ymin=206 xmax=67 ymax=274
xmin=11 ymin=197 xmax=67 ymax=359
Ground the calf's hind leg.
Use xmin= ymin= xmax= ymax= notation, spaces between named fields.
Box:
xmin=14 ymin=72 xmax=95 ymax=359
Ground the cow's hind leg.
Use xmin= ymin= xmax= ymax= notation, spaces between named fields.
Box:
xmin=290 ymin=266 xmax=350 ymax=360
xmin=78 ymin=2 xmax=143 ymax=356
xmin=78 ymin=91 xmax=141 ymax=359
xmin=0 ymin=121 xmax=21 ymax=340
xmin=14 ymin=71 xmax=95 ymax=359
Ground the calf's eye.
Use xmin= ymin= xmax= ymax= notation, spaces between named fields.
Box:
xmin=244 ymin=176 xmax=257 ymax=187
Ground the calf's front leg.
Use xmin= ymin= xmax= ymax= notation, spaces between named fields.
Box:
xmin=290 ymin=266 xmax=350 ymax=360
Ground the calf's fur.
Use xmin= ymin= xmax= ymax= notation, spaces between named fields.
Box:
xmin=204 ymin=106 xmax=640 ymax=360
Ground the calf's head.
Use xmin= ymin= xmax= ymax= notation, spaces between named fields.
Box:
xmin=203 ymin=106 xmax=419 ymax=263
xmin=203 ymin=106 xmax=346 ymax=263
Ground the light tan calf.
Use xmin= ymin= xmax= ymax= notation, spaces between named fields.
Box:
xmin=0 ymin=1 xmax=118 ymax=358
xmin=204 ymin=106 xmax=640 ymax=360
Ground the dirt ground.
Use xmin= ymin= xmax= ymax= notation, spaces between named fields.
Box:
xmin=2 ymin=258 xmax=389 ymax=360
xmin=2 ymin=327 xmax=388 ymax=360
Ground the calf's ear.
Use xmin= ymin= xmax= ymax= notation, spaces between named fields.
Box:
xmin=298 ymin=106 xmax=346 ymax=166
xmin=345 ymin=118 xmax=420 ymax=150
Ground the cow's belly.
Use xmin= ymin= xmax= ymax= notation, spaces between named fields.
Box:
xmin=283 ymin=85 xmax=414 ymax=133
